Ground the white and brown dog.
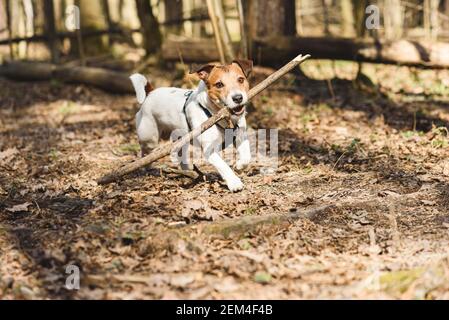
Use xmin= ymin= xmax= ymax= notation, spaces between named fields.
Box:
xmin=130 ymin=60 xmax=253 ymax=192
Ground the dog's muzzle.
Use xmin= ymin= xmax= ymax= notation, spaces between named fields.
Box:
xmin=230 ymin=104 xmax=245 ymax=116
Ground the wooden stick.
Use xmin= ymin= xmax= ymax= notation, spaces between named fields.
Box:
xmin=97 ymin=54 xmax=311 ymax=185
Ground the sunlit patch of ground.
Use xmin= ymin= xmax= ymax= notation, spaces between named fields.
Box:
xmin=1 ymin=62 xmax=449 ymax=299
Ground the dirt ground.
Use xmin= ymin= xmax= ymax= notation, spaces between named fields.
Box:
xmin=1 ymin=61 xmax=449 ymax=299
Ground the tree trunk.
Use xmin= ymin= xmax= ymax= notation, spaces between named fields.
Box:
xmin=384 ymin=0 xmax=403 ymax=40
xmin=43 ymin=0 xmax=59 ymax=63
xmin=101 ymin=0 xmax=114 ymax=45
xmin=0 ymin=0 xmax=14 ymax=59
xmin=22 ymin=0 xmax=34 ymax=58
xmin=161 ymin=36 xmax=449 ymax=69
xmin=135 ymin=0 xmax=162 ymax=55
xmin=340 ymin=0 xmax=355 ymax=37
xmin=163 ymin=0 xmax=183 ymax=34
xmin=205 ymin=0 xmax=225 ymax=63
xmin=321 ymin=0 xmax=330 ymax=35
xmin=352 ymin=0 xmax=367 ymax=38
xmin=430 ymin=0 xmax=440 ymax=39
xmin=73 ymin=0 xmax=108 ymax=56
xmin=32 ymin=0 xmax=44 ymax=35
xmin=5 ymin=0 xmax=14 ymax=58
xmin=213 ymin=0 xmax=234 ymax=61
xmin=236 ymin=0 xmax=248 ymax=58
xmin=0 ymin=1 xmax=6 ymax=35
xmin=245 ymin=0 xmax=296 ymax=38
xmin=444 ymin=0 xmax=449 ymax=30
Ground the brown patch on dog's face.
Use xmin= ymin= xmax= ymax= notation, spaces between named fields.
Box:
xmin=193 ymin=60 xmax=253 ymax=114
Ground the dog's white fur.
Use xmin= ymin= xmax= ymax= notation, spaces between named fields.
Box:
xmin=130 ymin=74 xmax=251 ymax=192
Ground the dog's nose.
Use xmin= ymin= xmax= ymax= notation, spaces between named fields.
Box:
xmin=232 ymin=94 xmax=243 ymax=104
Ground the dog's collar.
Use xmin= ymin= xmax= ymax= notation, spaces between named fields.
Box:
xmin=183 ymin=91 xmax=240 ymax=150
xmin=183 ymin=91 xmax=238 ymax=131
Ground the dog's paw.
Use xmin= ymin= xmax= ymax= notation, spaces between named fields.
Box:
xmin=180 ymin=163 xmax=193 ymax=171
xmin=226 ymin=176 xmax=244 ymax=192
xmin=236 ymin=157 xmax=251 ymax=170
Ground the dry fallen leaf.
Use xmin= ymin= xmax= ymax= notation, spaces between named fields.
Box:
xmin=0 ymin=147 xmax=18 ymax=161
xmin=213 ymin=277 xmax=240 ymax=293
xmin=6 ymin=202 xmax=32 ymax=213
xmin=170 ymin=273 xmax=198 ymax=288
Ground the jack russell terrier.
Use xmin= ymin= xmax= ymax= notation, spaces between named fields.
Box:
xmin=130 ymin=59 xmax=253 ymax=192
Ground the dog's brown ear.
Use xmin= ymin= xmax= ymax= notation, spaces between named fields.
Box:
xmin=190 ymin=63 xmax=215 ymax=81
xmin=232 ymin=59 xmax=253 ymax=78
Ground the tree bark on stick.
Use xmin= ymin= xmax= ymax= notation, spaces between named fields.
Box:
xmin=97 ymin=54 xmax=311 ymax=185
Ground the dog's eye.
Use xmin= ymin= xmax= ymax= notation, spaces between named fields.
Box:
xmin=215 ymin=81 xmax=224 ymax=88
xmin=238 ymin=77 xmax=245 ymax=84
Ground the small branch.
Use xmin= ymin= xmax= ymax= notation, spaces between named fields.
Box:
xmin=236 ymin=0 xmax=249 ymax=59
xmin=213 ymin=0 xmax=235 ymax=61
xmin=206 ymin=0 xmax=226 ymax=64
xmin=138 ymin=205 xmax=335 ymax=255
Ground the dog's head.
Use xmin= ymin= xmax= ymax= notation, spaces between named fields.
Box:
xmin=192 ymin=59 xmax=253 ymax=116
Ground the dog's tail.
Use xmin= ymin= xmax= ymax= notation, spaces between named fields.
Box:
xmin=129 ymin=73 xmax=154 ymax=104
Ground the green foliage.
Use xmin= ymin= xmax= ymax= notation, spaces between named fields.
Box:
xmin=254 ymin=271 xmax=271 ymax=284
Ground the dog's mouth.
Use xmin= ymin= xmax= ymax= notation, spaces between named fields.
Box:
xmin=230 ymin=105 xmax=245 ymax=116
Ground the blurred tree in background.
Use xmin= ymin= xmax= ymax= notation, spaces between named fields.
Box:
xmin=1 ymin=0 xmax=449 ymax=70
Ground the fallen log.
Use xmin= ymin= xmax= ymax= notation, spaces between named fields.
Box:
xmin=0 ymin=28 xmax=130 ymax=46
xmin=0 ymin=61 xmax=56 ymax=80
xmin=0 ymin=61 xmax=133 ymax=93
xmin=97 ymin=54 xmax=311 ymax=185
xmin=139 ymin=205 xmax=336 ymax=256
xmin=53 ymin=65 xmax=133 ymax=93
xmin=162 ymin=36 xmax=449 ymax=69
xmin=138 ymin=187 xmax=431 ymax=255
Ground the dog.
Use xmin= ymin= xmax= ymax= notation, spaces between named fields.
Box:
xmin=130 ymin=59 xmax=253 ymax=192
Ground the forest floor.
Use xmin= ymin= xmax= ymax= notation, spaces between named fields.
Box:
xmin=1 ymin=60 xmax=449 ymax=299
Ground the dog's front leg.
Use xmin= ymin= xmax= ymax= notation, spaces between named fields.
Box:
xmin=207 ymin=151 xmax=244 ymax=192
xmin=235 ymin=117 xmax=251 ymax=170
xmin=200 ymin=128 xmax=244 ymax=192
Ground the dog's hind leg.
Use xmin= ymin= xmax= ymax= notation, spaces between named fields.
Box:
xmin=179 ymin=143 xmax=193 ymax=171
xmin=136 ymin=109 xmax=159 ymax=157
